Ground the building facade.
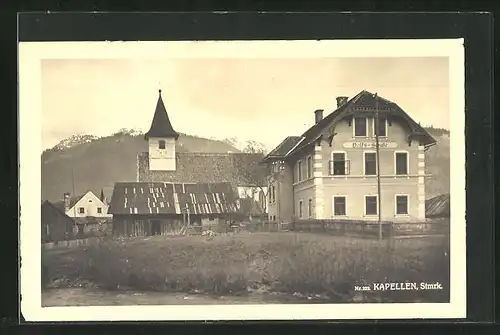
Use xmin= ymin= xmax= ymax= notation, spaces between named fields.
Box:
xmin=63 ymin=190 xmax=112 ymax=219
xmin=263 ymin=90 xmax=437 ymax=223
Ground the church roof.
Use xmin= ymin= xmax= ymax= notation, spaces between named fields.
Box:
xmin=144 ymin=90 xmax=179 ymax=140
xmin=137 ymin=152 xmax=267 ymax=187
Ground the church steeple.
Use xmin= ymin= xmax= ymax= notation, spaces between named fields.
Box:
xmin=145 ymin=89 xmax=178 ymax=172
xmin=144 ymin=89 xmax=179 ymax=140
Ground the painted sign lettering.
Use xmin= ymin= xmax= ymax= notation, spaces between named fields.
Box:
xmin=343 ymin=141 xmax=397 ymax=149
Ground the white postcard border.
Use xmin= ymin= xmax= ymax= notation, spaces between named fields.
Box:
xmin=19 ymin=39 xmax=466 ymax=321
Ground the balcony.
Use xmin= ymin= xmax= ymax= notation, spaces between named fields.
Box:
xmin=328 ymin=160 xmax=351 ymax=176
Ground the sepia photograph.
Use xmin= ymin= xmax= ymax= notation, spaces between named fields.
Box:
xmin=19 ymin=39 xmax=465 ymax=321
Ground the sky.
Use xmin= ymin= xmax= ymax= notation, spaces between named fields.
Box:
xmin=41 ymin=57 xmax=449 ymax=151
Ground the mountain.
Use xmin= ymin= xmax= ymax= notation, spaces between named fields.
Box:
xmin=423 ymin=127 xmax=450 ymax=199
xmin=52 ymin=134 xmax=100 ymax=151
xmin=223 ymin=137 xmax=269 ymax=154
xmin=42 ymin=127 xmax=450 ymax=203
xmin=41 ymin=131 xmax=241 ymax=202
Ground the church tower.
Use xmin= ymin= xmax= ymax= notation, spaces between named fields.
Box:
xmin=144 ymin=89 xmax=179 ymax=171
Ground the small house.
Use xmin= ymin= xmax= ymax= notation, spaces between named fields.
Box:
xmin=54 ymin=190 xmax=112 ymax=237
xmin=41 ymin=200 xmax=74 ymax=243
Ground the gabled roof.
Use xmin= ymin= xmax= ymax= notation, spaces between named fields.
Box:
xmin=53 ymin=195 xmax=84 ymax=213
xmin=263 ymin=90 xmax=437 ymax=162
xmin=425 ymin=193 xmax=450 ymax=218
xmin=265 ymin=136 xmax=304 ymax=159
xmin=41 ymin=200 xmax=74 ymax=225
xmin=108 ymin=182 xmax=239 ymax=215
xmin=138 ymin=152 xmax=267 ymax=186
xmin=53 ymin=190 xmax=107 ymax=212
xmin=144 ymin=90 xmax=179 ymax=140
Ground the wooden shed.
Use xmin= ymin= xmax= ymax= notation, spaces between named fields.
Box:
xmin=425 ymin=193 xmax=450 ymax=218
xmin=41 ymin=201 xmax=74 ymax=243
xmin=108 ymin=181 xmax=240 ymax=237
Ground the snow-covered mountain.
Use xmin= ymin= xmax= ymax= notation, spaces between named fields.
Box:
xmin=223 ymin=137 xmax=269 ymax=154
xmin=52 ymin=134 xmax=100 ymax=151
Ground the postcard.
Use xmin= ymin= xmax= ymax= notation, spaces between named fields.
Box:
xmin=19 ymin=38 xmax=466 ymax=321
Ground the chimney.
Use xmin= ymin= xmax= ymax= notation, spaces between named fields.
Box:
xmin=336 ymin=96 xmax=348 ymax=108
xmin=63 ymin=192 xmax=71 ymax=213
xmin=314 ymin=109 xmax=324 ymax=124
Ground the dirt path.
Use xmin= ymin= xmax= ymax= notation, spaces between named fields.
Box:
xmin=42 ymin=288 xmax=307 ymax=306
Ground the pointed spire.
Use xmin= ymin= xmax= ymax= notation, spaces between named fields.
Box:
xmin=144 ymin=90 xmax=179 ymax=140
xmin=100 ymin=189 xmax=105 ymax=202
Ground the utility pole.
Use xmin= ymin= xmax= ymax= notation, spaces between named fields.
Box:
xmin=71 ymin=167 xmax=78 ymax=237
xmin=375 ymin=93 xmax=382 ymax=240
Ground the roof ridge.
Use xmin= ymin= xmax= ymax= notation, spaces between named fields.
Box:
xmin=139 ymin=151 xmax=263 ymax=157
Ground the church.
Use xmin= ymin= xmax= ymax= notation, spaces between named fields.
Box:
xmin=108 ymin=90 xmax=267 ymax=237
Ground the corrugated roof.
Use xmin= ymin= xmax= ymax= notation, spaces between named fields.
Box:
xmin=264 ymin=90 xmax=437 ymax=161
xmin=144 ymin=90 xmax=179 ymax=140
xmin=138 ymin=152 xmax=267 ymax=186
xmin=425 ymin=193 xmax=450 ymax=218
xmin=108 ymin=182 xmax=239 ymax=215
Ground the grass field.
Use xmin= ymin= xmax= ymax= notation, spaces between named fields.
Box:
xmin=42 ymin=232 xmax=450 ymax=304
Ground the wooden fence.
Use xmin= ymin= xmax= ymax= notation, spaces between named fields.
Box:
xmin=42 ymin=237 xmax=104 ymax=250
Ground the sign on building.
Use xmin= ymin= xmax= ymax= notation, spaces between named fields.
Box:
xmin=343 ymin=141 xmax=398 ymax=149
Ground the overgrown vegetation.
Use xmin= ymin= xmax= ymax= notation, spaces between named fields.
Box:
xmin=42 ymin=233 xmax=450 ymax=303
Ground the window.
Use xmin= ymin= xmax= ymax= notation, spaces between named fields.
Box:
xmin=308 ymin=199 xmax=312 ymax=217
xmin=396 ymin=195 xmax=409 ymax=215
xmin=297 ymin=161 xmax=303 ymax=181
xmin=333 ymin=196 xmax=346 ymax=216
xmin=272 ymin=185 xmax=276 ymax=203
xmin=158 ymin=140 xmax=166 ymax=149
xmin=354 ymin=117 xmax=367 ymax=137
xmin=373 ymin=117 xmax=387 ymax=137
xmin=78 ymin=207 xmax=85 ymax=214
xmin=298 ymin=200 xmax=303 ymax=218
xmin=97 ymin=207 xmax=102 ymax=214
xmin=272 ymin=160 xmax=285 ymax=173
xmin=395 ymin=152 xmax=408 ymax=175
xmin=307 ymin=156 xmax=313 ymax=178
xmin=365 ymin=196 xmax=378 ymax=216
xmin=364 ymin=152 xmax=377 ymax=175
xmin=331 ymin=152 xmax=347 ymax=175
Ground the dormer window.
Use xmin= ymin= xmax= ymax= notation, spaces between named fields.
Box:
xmin=353 ymin=117 xmax=367 ymax=137
xmin=158 ymin=140 xmax=166 ymax=149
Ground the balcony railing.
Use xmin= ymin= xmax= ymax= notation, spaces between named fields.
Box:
xmin=328 ymin=160 xmax=351 ymax=176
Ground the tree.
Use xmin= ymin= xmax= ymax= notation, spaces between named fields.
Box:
xmin=233 ymin=142 xmax=280 ymax=216
xmin=242 ymin=140 xmax=267 ymax=154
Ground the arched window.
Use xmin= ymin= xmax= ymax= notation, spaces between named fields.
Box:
xmin=158 ymin=140 xmax=166 ymax=149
